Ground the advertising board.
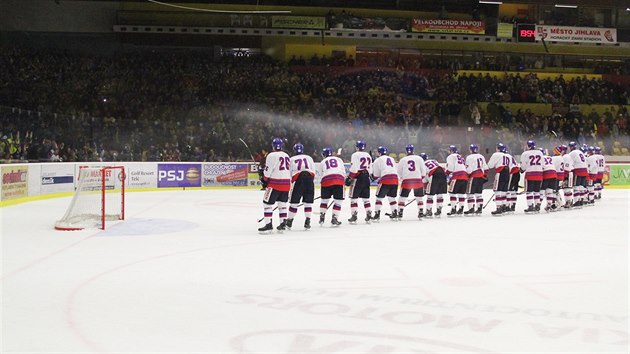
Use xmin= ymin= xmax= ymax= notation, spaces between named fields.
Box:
xmin=40 ymin=164 xmax=74 ymax=194
xmin=157 ymin=164 xmax=201 ymax=188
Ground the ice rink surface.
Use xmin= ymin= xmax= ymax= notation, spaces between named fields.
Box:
xmin=2 ymin=188 xmax=629 ymax=354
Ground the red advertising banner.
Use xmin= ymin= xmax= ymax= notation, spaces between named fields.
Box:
xmin=411 ymin=19 xmax=485 ymax=34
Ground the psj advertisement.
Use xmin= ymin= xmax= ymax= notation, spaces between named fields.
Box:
xmin=157 ymin=164 xmax=201 ymax=188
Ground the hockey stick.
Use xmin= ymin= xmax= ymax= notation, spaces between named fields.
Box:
xmin=483 ymin=192 xmax=495 ymax=210
xmin=257 ymin=196 xmax=321 ymax=222
xmin=239 ymin=138 xmax=256 ymax=162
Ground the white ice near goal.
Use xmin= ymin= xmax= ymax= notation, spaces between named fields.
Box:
xmin=55 ymin=166 xmax=125 ymax=230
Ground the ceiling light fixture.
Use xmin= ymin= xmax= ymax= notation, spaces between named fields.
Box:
xmin=554 ymin=4 xmax=578 ymax=8
xmin=479 ymin=1 xmax=503 ymax=4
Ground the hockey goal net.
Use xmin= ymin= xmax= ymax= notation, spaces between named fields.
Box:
xmin=55 ymin=166 xmax=125 ymax=230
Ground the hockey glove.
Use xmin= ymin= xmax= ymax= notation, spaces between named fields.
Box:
xmin=344 ymin=176 xmax=352 ymax=186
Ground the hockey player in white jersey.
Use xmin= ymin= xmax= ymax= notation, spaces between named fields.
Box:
xmin=520 ymin=140 xmax=544 ymax=213
xmin=371 ymin=146 xmax=399 ymax=222
xmin=258 ymin=137 xmax=292 ymax=233
xmin=561 ymin=144 xmax=574 ymax=208
xmin=445 ymin=145 xmax=468 ymax=216
xmin=506 ymin=147 xmax=520 ymax=213
xmin=464 ymin=143 xmax=489 ymax=215
xmin=585 ymin=146 xmax=598 ymax=205
xmin=551 ymin=145 xmax=566 ymax=208
xmin=421 ymin=153 xmax=447 ymax=217
xmin=286 ymin=143 xmax=316 ymax=230
xmin=318 ymin=147 xmax=345 ymax=226
xmin=397 ymin=144 xmax=428 ymax=219
xmin=594 ymin=146 xmax=605 ymax=199
xmin=347 ymin=140 xmax=373 ymax=224
xmin=487 ymin=143 xmax=510 ymax=215
xmin=540 ymin=148 xmax=558 ymax=211
xmin=567 ymin=141 xmax=588 ymax=207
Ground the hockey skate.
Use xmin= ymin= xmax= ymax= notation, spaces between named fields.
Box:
xmin=418 ymin=209 xmax=424 ymax=219
xmin=535 ymin=204 xmax=541 ymax=212
xmin=258 ymin=222 xmax=273 ymax=234
xmin=372 ymin=211 xmax=380 ymax=222
xmin=348 ymin=212 xmax=358 ymax=224
xmin=388 ymin=210 xmax=398 ymax=220
xmin=398 ymin=209 xmax=404 ymax=219
xmin=435 ymin=207 xmax=442 ymax=217
xmin=331 ymin=215 xmax=342 ymax=226
xmin=457 ymin=206 xmax=464 ymax=215
xmin=304 ymin=217 xmax=311 ymax=230
xmin=276 ymin=220 xmax=287 ymax=232
xmin=285 ymin=218 xmax=294 ymax=230
xmin=475 ymin=206 xmax=482 ymax=215
xmin=425 ymin=209 xmax=432 ymax=217
xmin=524 ymin=205 xmax=536 ymax=213
xmin=491 ymin=208 xmax=502 ymax=216
xmin=365 ymin=211 xmax=372 ymax=224
xmin=463 ymin=208 xmax=475 ymax=216
xmin=447 ymin=207 xmax=458 ymax=216
xmin=319 ymin=214 xmax=326 ymax=225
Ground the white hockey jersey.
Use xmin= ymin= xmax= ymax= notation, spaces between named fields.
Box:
xmin=446 ymin=153 xmax=467 ymax=180
xmin=541 ymin=155 xmax=557 ymax=179
xmin=563 ymin=153 xmax=574 ymax=174
xmin=595 ymin=153 xmax=606 ymax=178
xmin=349 ymin=151 xmax=372 ymax=178
xmin=290 ymin=154 xmax=315 ymax=182
xmin=520 ymin=149 xmax=544 ymax=180
xmin=465 ymin=153 xmax=489 ymax=178
xmin=263 ymin=151 xmax=291 ymax=191
xmin=398 ymin=154 xmax=427 ymax=189
xmin=551 ymin=155 xmax=566 ymax=180
xmin=319 ymin=156 xmax=346 ymax=187
xmin=586 ymin=154 xmax=599 ymax=176
xmin=372 ymin=155 xmax=399 ymax=185
xmin=487 ymin=151 xmax=510 ymax=173
xmin=568 ymin=149 xmax=588 ymax=176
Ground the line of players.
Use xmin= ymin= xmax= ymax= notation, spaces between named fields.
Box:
xmin=258 ymin=137 xmax=606 ymax=233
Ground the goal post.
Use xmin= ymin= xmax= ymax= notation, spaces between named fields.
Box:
xmin=55 ymin=166 xmax=125 ymax=231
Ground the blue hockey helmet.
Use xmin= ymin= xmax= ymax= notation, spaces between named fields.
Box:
xmin=526 ymin=140 xmax=536 ymax=149
xmin=560 ymin=144 xmax=567 ymax=152
xmin=405 ymin=144 xmax=414 ymax=155
xmin=448 ymin=145 xmax=458 ymax=154
xmin=377 ymin=146 xmax=388 ymax=155
xmin=568 ymin=141 xmax=577 ymax=150
xmin=580 ymin=143 xmax=588 ymax=152
xmin=272 ymin=137 xmax=284 ymax=151
xmin=419 ymin=152 xmax=428 ymax=161
xmin=470 ymin=143 xmax=479 ymax=153
xmin=322 ymin=147 xmax=333 ymax=157
xmin=293 ymin=143 xmax=304 ymax=154
xmin=497 ymin=143 xmax=507 ymax=153
xmin=553 ymin=146 xmax=563 ymax=156
xmin=356 ymin=140 xmax=366 ymax=151
xmin=587 ymin=145 xmax=595 ymax=154
xmin=594 ymin=146 xmax=601 ymax=154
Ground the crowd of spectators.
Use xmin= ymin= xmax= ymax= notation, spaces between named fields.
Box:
xmin=1 ymin=47 xmax=629 ymax=164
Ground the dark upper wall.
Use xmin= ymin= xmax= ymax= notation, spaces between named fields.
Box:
xmin=0 ymin=0 xmax=119 ymax=33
